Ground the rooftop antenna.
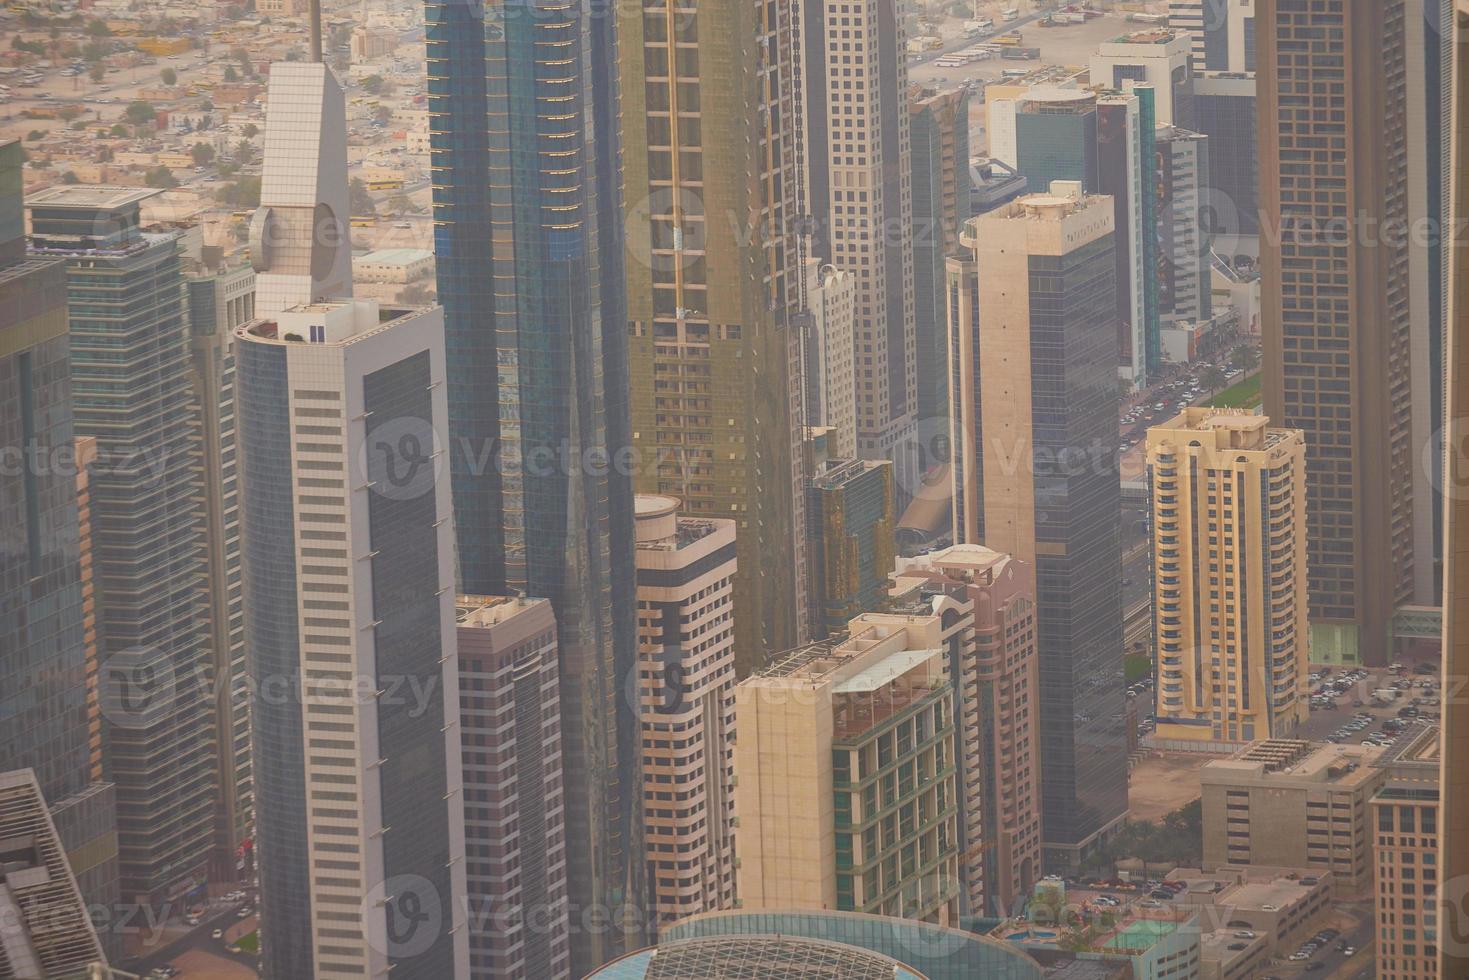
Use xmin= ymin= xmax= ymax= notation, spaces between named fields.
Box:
xmin=309 ymin=0 xmax=323 ymax=63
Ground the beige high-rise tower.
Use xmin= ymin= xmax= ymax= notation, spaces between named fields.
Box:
xmin=619 ymin=0 xmax=806 ymax=669
xmin=632 ymin=496 xmax=738 ymax=933
xmin=1145 ymin=409 xmax=1310 ymax=745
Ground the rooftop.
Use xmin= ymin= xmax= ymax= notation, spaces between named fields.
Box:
xmin=355 ymin=247 xmax=434 ymax=265
xmin=454 ymin=594 xmax=547 ymax=629
xmin=25 ymin=184 xmax=160 ymax=211
xmin=1104 ymin=29 xmax=1182 ymax=46
xmin=1204 ymin=739 xmax=1383 ymax=786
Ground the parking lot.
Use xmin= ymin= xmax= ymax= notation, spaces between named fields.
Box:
xmin=1296 ymin=658 xmax=1442 ymax=751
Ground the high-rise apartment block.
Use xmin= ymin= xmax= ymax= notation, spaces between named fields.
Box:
xmin=1091 ymin=29 xmax=1196 ymax=127
xmin=734 ymin=621 xmax=960 ymax=923
xmin=28 ymin=185 xmax=215 ymax=909
xmin=1096 ymin=89 xmax=1158 ymax=385
xmin=802 ymin=0 xmax=918 ymax=468
xmin=620 ymin=0 xmax=805 ymax=667
xmin=1145 ymin=409 xmax=1309 ymax=744
xmin=185 ymin=252 xmax=256 ymax=881
xmin=0 ymin=145 xmax=119 ymax=939
xmin=425 ymin=2 xmax=645 ymax=963
xmin=806 ymin=459 xmax=896 ymax=639
xmin=454 ymin=595 xmax=570 ymax=980
xmin=632 ymin=496 xmax=737 ymax=932
xmin=910 ymin=85 xmax=972 ymax=427
xmin=1154 ymin=125 xmax=1213 ymax=331
xmin=1200 ymin=740 xmax=1385 ymax=888
xmin=890 ymin=545 xmax=1042 ymax=917
xmin=802 ymin=259 xmax=858 ymax=459
xmin=1257 ymin=0 xmax=1415 ymax=664
xmin=947 ymin=185 xmax=1126 ymax=866
xmin=235 ymin=298 xmax=469 ymax=979
xmin=1370 ymin=725 xmax=1441 ymax=979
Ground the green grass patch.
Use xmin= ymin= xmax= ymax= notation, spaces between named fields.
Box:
xmin=1124 ymin=653 xmax=1152 ymax=683
xmin=1207 ymin=372 xmax=1262 ymax=409
xmin=235 ymin=931 xmax=259 ymax=953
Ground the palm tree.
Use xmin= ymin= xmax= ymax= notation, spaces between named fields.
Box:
xmin=1200 ymin=365 xmax=1229 ymax=394
xmin=1229 ymin=343 xmax=1260 ymax=375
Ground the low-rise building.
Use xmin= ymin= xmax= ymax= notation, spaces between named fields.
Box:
xmin=1200 ymin=740 xmax=1384 ymax=887
xmin=353 ymin=246 xmax=435 ymax=283
xmin=1164 ymin=866 xmax=1334 ymax=955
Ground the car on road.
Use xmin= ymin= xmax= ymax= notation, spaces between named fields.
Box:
xmin=212 ymin=928 xmax=224 ymax=940
xmin=237 ymin=907 xmax=252 ymax=918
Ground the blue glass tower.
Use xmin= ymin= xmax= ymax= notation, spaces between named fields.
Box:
xmin=425 ymin=0 xmax=643 ymax=972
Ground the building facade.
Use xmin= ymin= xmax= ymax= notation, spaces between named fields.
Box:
xmin=1145 ymin=409 xmax=1309 ymax=744
xmin=185 ymin=255 xmax=255 ymax=882
xmin=803 ymin=259 xmax=858 ymax=459
xmin=910 ymin=85 xmax=971 ymax=428
xmin=889 ymin=546 xmax=1042 ymax=917
xmin=1370 ymin=725 xmax=1440 ymax=980
xmin=734 ymin=623 xmax=960 ymax=923
xmin=806 ymin=458 xmax=896 ymax=639
xmin=1154 ymin=125 xmax=1213 ymax=333
xmin=1193 ymin=72 xmax=1259 ymax=244
xmin=1257 ymin=0 xmax=1415 ymax=665
xmin=455 ymin=595 xmax=570 ymax=980
xmin=632 ymin=496 xmax=737 ymax=933
xmin=1096 ymin=90 xmax=1157 ymax=386
xmin=1091 ymin=29 xmax=1196 ymax=127
xmin=1200 ymin=740 xmax=1385 ymax=888
xmin=28 ymin=185 xmax=216 ymax=910
xmin=619 ymin=0 xmax=806 ymax=668
xmin=235 ymin=299 xmax=469 ymax=979
xmin=801 ymin=0 xmax=919 ymax=469
xmin=424 ymin=0 xmax=645 ymax=963
xmin=947 ymin=186 xmax=1127 ymax=867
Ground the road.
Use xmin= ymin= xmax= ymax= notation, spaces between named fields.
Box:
xmin=122 ymin=900 xmax=259 ymax=977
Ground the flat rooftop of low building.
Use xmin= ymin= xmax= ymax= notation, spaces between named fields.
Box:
xmin=1218 ymin=879 xmax=1316 ymax=910
xmin=1105 ymin=29 xmax=1180 ymax=46
xmin=26 ymin=184 xmax=159 ymax=210
xmin=454 ymin=594 xmax=548 ymax=629
xmin=355 ymin=247 xmax=433 ymax=265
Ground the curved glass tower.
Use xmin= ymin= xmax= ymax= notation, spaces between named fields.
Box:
xmin=424 ymin=0 xmax=644 ymax=972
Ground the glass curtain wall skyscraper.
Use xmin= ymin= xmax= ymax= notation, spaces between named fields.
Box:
xmin=424 ymin=0 xmax=644 ymax=971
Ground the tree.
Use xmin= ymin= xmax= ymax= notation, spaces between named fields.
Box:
xmin=1229 ymin=343 xmax=1260 ymax=375
xmin=1200 ymin=365 xmax=1229 ymax=394
xmin=223 ymin=65 xmax=239 ymax=83
xmin=399 ymin=283 xmax=433 ymax=305
xmin=124 ymin=100 xmax=156 ymax=127
xmin=161 ymin=67 xmax=177 ymax=86
xmin=144 ymin=165 xmax=177 ymax=189
xmin=233 ymin=140 xmax=256 ymax=166
xmin=56 ymin=105 xmax=83 ymax=122
xmin=88 ymin=62 xmax=105 ymax=84
xmin=190 ymin=142 xmax=215 ymax=166
xmin=26 ymin=130 xmax=46 ymax=142
xmin=361 ymin=74 xmax=384 ymax=95
xmin=85 ymin=18 xmax=111 ymax=37
xmin=109 ymin=122 xmax=128 ymax=137
xmin=349 ymin=177 xmax=376 ymax=217
xmin=231 ymin=47 xmax=252 ymax=76
xmin=216 ymin=176 xmax=262 ymax=208
xmin=61 ymin=171 xmax=80 ymax=184
xmin=242 ymin=123 xmax=258 ymax=139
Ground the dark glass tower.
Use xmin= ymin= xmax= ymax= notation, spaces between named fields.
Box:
xmin=27 ymin=184 xmax=215 ymax=910
xmin=425 ymin=0 xmax=643 ymax=971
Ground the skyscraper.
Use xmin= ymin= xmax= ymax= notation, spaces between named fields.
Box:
xmin=806 ymin=458 xmax=896 ymax=639
xmin=1439 ymin=7 xmax=1469 ymax=974
xmin=27 ymin=185 xmax=215 ymax=909
xmin=1169 ymin=0 xmax=1258 ymax=72
xmin=0 ymin=143 xmax=120 ymax=937
xmin=1193 ymin=72 xmax=1259 ymax=244
xmin=184 ymin=252 xmax=256 ymax=881
xmin=1154 ymin=125 xmax=1213 ymax=329
xmin=619 ymin=0 xmax=805 ymax=669
xmin=235 ymin=298 xmax=469 ymax=979
xmin=889 ymin=545 xmax=1042 ymax=917
xmin=632 ymin=496 xmax=737 ymax=932
xmin=1369 ymin=724 xmax=1441 ymax=980
xmin=424 ymin=0 xmax=645 ymax=968
xmin=802 ymin=0 xmax=918 ymax=470
xmin=1091 ymin=29 xmax=1197 ymax=127
xmin=910 ymin=85 xmax=972 ymax=428
xmin=802 ymin=259 xmax=858 ymax=459
xmin=455 ymin=595 xmax=570 ymax=979
xmin=947 ymin=185 xmax=1126 ymax=868
xmin=1096 ymin=90 xmax=1156 ymax=386
xmin=1257 ymin=0 xmax=1415 ymax=664
xmin=734 ymin=621 xmax=960 ymax=922
xmin=1145 ymin=409 xmax=1309 ymax=744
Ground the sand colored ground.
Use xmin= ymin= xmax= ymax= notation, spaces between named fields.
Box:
xmin=172 ymin=948 xmax=258 ymax=978
xmin=1129 ymin=752 xmax=1208 ymax=823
